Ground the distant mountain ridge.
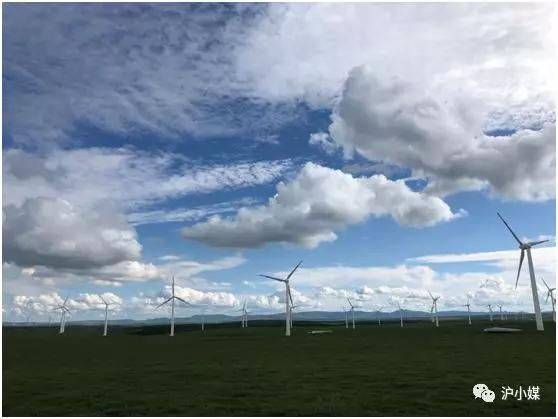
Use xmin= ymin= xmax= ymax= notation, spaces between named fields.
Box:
xmin=5 ymin=309 xmax=541 ymax=326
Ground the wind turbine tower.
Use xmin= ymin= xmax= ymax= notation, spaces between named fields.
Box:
xmin=53 ymin=297 xmax=71 ymax=334
xmin=156 ymin=276 xmax=191 ymax=337
xmin=498 ymin=304 xmax=504 ymax=321
xmin=347 ymin=298 xmax=362 ymax=329
xmin=100 ymin=296 xmax=113 ymax=336
xmin=428 ymin=292 xmax=440 ymax=327
xmin=497 ymin=212 xmax=547 ymax=331
xmin=463 ymin=299 xmax=472 ymax=325
xmin=398 ymin=303 xmax=404 ymax=328
xmin=541 ymin=278 xmax=556 ymax=322
xmin=487 ymin=304 xmax=494 ymax=322
xmin=342 ymin=307 xmax=349 ymax=328
xmin=259 ymin=261 xmax=302 ymax=336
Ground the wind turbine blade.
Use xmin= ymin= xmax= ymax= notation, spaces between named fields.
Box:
xmin=175 ymin=296 xmax=191 ymax=305
xmin=528 ymin=239 xmax=549 ymax=247
xmin=546 ymin=291 xmax=550 ymax=303
xmin=497 ymin=212 xmax=523 ymax=245
xmin=286 ymin=260 xmax=302 ymax=280
xmin=428 ymin=291 xmax=434 ymax=300
xmin=100 ymin=296 xmax=107 ymax=305
xmin=515 ymin=249 xmax=525 ymax=289
xmin=155 ymin=297 xmax=173 ymax=309
xmin=287 ymin=286 xmax=294 ymax=307
xmin=259 ymin=274 xmax=286 ymax=282
xmin=541 ymin=278 xmax=550 ymax=290
xmin=347 ymin=298 xmax=354 ymax=308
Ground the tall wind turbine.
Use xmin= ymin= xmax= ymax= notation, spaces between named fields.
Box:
xmin=463 ymin=299 xmax=472 ymax=325
xmin=540 ymin=278 xmax=556 ymax=322
xmin=487 ymin=304 xmax=493 ymax=322
xmin=259 ymin=261 xmax=302 ymax=336
xmin=497 ymin=304 xmax=504 ymax=321
xmin=497 ymin=212 xmax=547 ymax=331
xmin=428 ymin=292 xmax=440 ymax=327
xmin=347 ymin=298 xmax=362 ymax=329
xmin=200 ymin=307 xmax=206 ymax=332
xmin=156 ymin=276 xmax=191 ymax=337
xmin=289 ymin=304 xmax=300 ymax=329
xmin=397 ymin=302 xmax=404 ymax=328
xmin=100 ymin=296 xmax=112 ymax=337
xmin=53 ymin=297 xmax=71 ymax=334
xmin=342 ymin=306 xmax=349 ymax=328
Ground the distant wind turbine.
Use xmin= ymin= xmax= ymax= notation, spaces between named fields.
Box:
xmin=376 ymin=306 xmax=383 ymax=326
xmin=52 ymin=297 xmax=71 ymax=334
xmin=428 ymin=291 xmax=440 ymax=327
xmin=342 ymin=306 xmax=349 ymax=328
xmin=347 ymin=298 xmax=362 ymax=329
xmin=487 ymin=304 xmax=493 ymax=322
xmin=259 ymin=260 xmax=302 ymax=336
xmin=540 ymin=278 xmax=556 ymax=322
xmin=463 ymin=299 xmax=472 ymax=325
xmin=397 ymin=302 xmax=404 ymax=328
xmin=238 ymin=301 xmax=248 ymax=328
xmin=497 ymin=212 xmax=547 ymax=331
xmin=497 ymin=304 xmax=504 ymax=321
xmin=200 ymin=307 xmax=206 ymax=331
xmin=156 ymin=276 xmax=191 ymax=337
xmin=99 ymin=296 xmax=113 ymax=336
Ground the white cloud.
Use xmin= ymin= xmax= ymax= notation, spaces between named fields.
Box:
xmin=324 ymin=66 xmax=555 ymax=201
xmin=3 ymin=148 xmax=294 ymax=213
xmin=234 ymin=3 xmax=555 ymax=122
xmin=3 ymin=198 xmax=141 ymax=269
xmin=182 ymin=163 xmax=460 ymax=248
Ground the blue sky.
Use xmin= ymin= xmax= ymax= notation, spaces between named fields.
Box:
xmin=3 ymin=3 xmax=556 ymax=321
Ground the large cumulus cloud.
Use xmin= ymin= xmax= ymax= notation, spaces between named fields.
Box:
xmin=3 ymin=197 xmax=142 ymax=269
xmin=322 ymin=66 xmax=555 ymax=201
xmin=182 ymin=162 xmax=460 ymax=248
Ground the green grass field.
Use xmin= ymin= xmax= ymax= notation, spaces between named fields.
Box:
xmin=3 ymin=319 xmax=555 ymax=416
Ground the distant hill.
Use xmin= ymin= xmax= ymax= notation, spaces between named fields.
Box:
xmin=5 ymin=309 xmax=547 ymax=326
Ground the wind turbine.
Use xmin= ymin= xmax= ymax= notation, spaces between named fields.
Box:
xmin=52 ymin=297 xmax=71 ymax=334
xmin=497 ymin=212 xmax=547 ymax=331
xmin=342 ymin=306 xmax=349 ymax=328
xmin=376 ymin=306 xmax=383 ymax=326
xmin=200 ymin=307 xmax=206 ymax=332
xmin=428 ymin=291 xmax=440 ymax=327
xmin=540 ymin=278 xmax=556 ymax=322
xmin=497 ymin=304 xmax=505 ymax=321
xmin=289 ymin=304 xmax=300 ymax=329
xmin=486 ymin=304 xmax=494 ymax=322
xmin=99 ymin=296 xmax=113 ymax=336
xmin=463 ymin=299 xmax=472 ymax=325
xmin=397 ymin=302 xmax=404 ymax=328
xmin=347 ymin=298 xmax=362 ymax=329
xmin=155 ymin=276 xmax=191 ymax=337
xmin=25 ymin=300 xmax=33 ymax=326
xmin=237 ymin=301 xmax=248 ymax=328
xmin=259 ymin=261 xmax=302 ymax=336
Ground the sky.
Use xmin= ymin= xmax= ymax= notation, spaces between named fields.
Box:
xmin=2 ymin=2 xmax=556 ymax=322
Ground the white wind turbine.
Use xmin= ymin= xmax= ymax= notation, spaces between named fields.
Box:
xmin=99 ymin=296 xmax=113 ymax=337
xmin=342 ymin=306 xmax=349 ymax=328
xmin=52 ymin=297 xmax=71 ymax=334
xmin=540 ymin=278 xmax=556 ymax=322
xmin=156 ymin=276 xmax=191 ymax=337
xmin=259 ymin=261 xmax=302 ymax=336
xmin=497 ymin=304 xmax=505 ymax=321
xmin=497 ymin=212 xmax=548 ymax=331
xmin=200 ymin=307 xmax=206 ymax=332
xmin=347 ymin=298 xmax=362 ymax=330
xmin=428 ymin=291 xmax=440 ymax=327
xmin=463 ymin=299 xmax=472 ymax=325
xmin=396 ymin=302 xmax=404 ymax=328
xmin=486 ymin=304 xmax=494 ymax=322
xmin=376 ymin=306 xmax=384 ymax=326
xmin=237 ymin=301 xmax=248 ymax=328
xmin=289 ymin=304 xmax=300 ymax=329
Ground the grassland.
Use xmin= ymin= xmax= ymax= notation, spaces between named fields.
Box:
xmin=2 ymin=319 xmax=555 ymax=416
